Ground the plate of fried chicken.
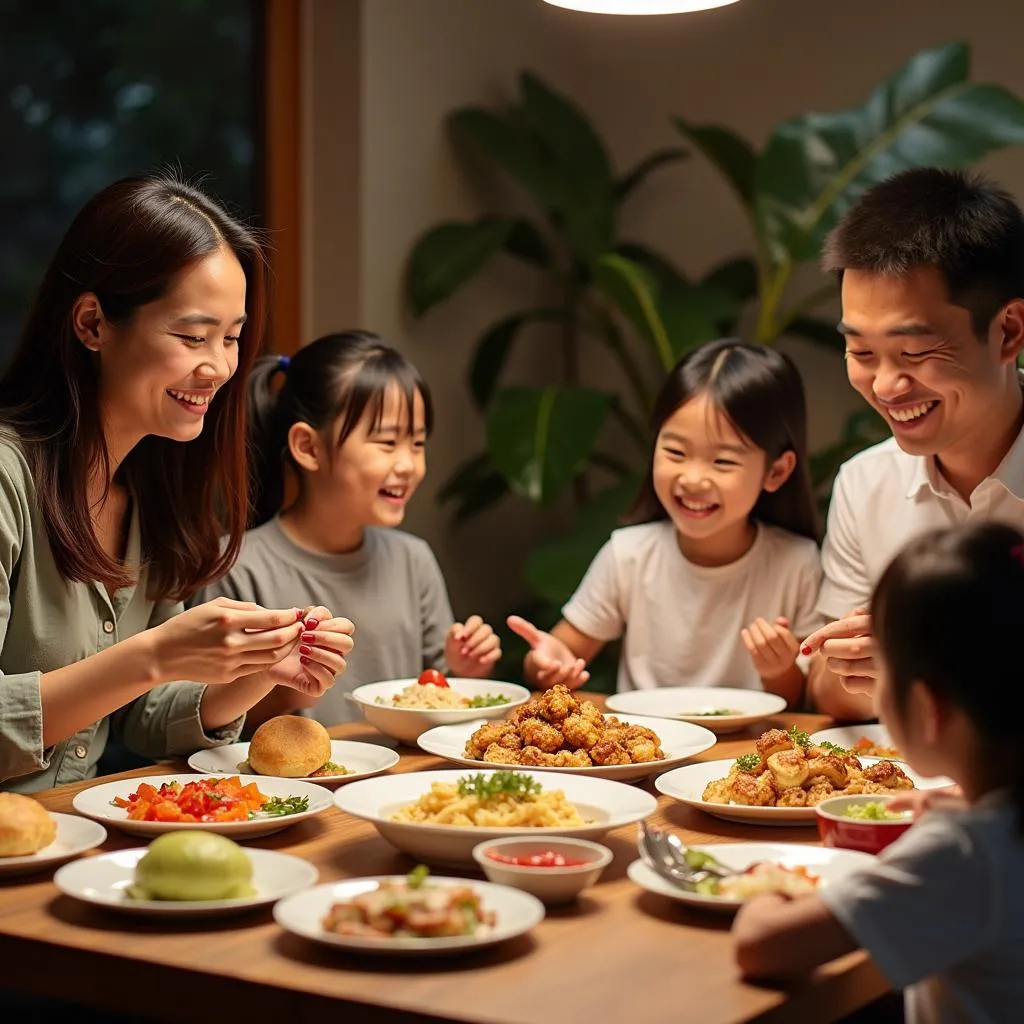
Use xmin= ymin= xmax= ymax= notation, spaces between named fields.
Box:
xmin=416 ymin=685 xmax=716 ymax=783
xmin=654 ymin=726 xmax=950 ymax=824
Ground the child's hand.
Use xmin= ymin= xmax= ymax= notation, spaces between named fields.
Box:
xmin=741 ymin=616 xmax=800 ymax=681
xmin=267 ymin=605 xmax=355 ymax=697
xmin=507 ymin=615 xmax=589 ymax=690
xmin=886 ymin=784 xmax=965 ymax=818
xmin=445 ymin=615 xmax=501 ymax=677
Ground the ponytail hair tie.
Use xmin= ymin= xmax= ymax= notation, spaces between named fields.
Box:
xmin=277 ymin=355 xmax=291 ymax=372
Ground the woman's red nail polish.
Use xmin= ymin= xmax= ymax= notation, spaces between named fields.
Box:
xmin=301 ymin=632 xmax=316 ymax=643
xmin=300 ymin=655 xmax=310 ymax=665
xmin=305 ymin=619 xmax=319 ymax=630
xmin=300 ymin=645 xmax=311 ymax=656
xmin=801 ymin=645 xmax=812 ymax=655
xmin=295 ymin=610 xmax=305 ymax=621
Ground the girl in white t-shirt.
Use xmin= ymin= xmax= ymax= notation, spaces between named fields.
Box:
xmin=509 ymin=338 xmax=821 ymax=706
xmin=734 ymin=521 xmax=1024 ymax=1024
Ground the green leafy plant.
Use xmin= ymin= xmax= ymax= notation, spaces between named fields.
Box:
xmin=406 ymin=45 xmax=1024 ymax=688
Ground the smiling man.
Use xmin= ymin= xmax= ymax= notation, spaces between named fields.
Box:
xmin=804 ymin=168 xmax=1024 ymax=721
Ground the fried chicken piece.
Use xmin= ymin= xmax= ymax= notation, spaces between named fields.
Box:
xmin=729 ymin=771 xmax=777 ymax=806
xmin=624 ymin=724 xmax=661 ymax=744
xmin=805 ymin=754 xmax=849 ymax=788
xmin=553 ymin=748 xmax=593 ymax=768
xmin=561 ymin=713 xmax=600 ymax=751
xmin=625 ymin=737 xmax=663 ymax=763
xmin=466 ymin=721 xmax=517 ymax=758
xmin=702 ymin=778 xmax=733 ymax=804
xmin=482 ymin=743 xmax=520 ymax=764
xmin=600 ymin=723 xmax=629 ymax=745
xmin=577 ymin=700 xmax=604 ymax=725
xmin=862 ymin=760 xmax=913 ymax=790
xmin=805 ymin=778 xmax=835 ymax=806
xmin=589 ymin=739 xmax=631 ymax=766
xmin=766 ymin=749 xmax=810 ymax=790
xmin=756 ymin=728 xmax=794 ymax=760
xmin=517 ymin=745 xmax=558 ymax=767
xmin=519 ymin=717 xmax=564 ymax=753
xmin=776 ymin=786 xmax=808 ymax=807
xmin=536 ymin=684 xmax=576 ymax=723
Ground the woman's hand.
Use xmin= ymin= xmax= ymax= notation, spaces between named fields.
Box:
xmin=263 ymin=606 xmax=355 ymax=698
xmin=445 ymin=615 xmax=501 ymax=677
xmin=886 ymin=784 xmax=965 ymax=818
xmin=149 ymin=597 xmax=305 ymax=685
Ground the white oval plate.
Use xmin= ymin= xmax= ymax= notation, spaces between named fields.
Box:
xmin=417 ymin=714 xmax=716 ymax=783
xmin=187 ymin=740 xmax=399 ymax=788
xmin=0 ymin=813 xmax=108 ymax=878
xmin=72 ymin=774 xmax=334 ymax=839
xmin=605 ymin=687 xmax=786 ymax=735
xmin=810 ymin=724 xmax=903 ymax=761
xmin=274 ymin=876 xmax=544 ymax=955
xmin=655 ymin=757 xmax=952 ymax=825
xmin=334 ymin=768 xmax=657 ymax=867
xmin=628 ymin=842 xmax=876 ymax=914
xmin=54 ymin=847 xmax=318 ymax=917
xmin=348 ymin=678 xmax=531 ymax=745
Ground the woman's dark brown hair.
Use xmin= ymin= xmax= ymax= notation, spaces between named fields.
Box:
xmin=626 ymin=338 xmax=819 ymax=541
xmin=0 ymin=172 xmax=267 ymax=600
xmin=872 ymin=521 xmax=1024 ymax=830
xmin=247 ymin=331 xmax=434 ymax=527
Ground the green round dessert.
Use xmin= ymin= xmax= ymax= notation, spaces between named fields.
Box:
xmin=128 ymin=831 xmax=255 ymax=901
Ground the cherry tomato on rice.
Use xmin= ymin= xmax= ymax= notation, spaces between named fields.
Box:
xmin=417 ymin=669 xmax=449 ymax=688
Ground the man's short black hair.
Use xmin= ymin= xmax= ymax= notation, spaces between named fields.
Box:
xmin=822 ymin=168 xmax=1024 ymax=335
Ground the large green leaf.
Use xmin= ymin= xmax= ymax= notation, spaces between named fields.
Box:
xmin=524 ymin=477 xmax=643 ymax=606
xmin=756 ymin=42 xmax=1024 ymax=267
xmin=672 ymin=117 xmax=758 ymax=209
xmin=504 ymin=219 xmax=553 ymax=267
xmin=468 ymin=309 xmax=564 ymax=409
xmin=486 ymin=386 xmax=612 ymax=505
xmin=518 ymin=72 xmax=617 ymax=259
xmin=405 ymin=218 xmax=515 ymax=317
xmin=437 ymin=451 xmax=512 ymax=523
xmin=784 ymin=315 xmax=844 ymax=352
xmin=615 ymin=243 xmax=687 ymax=287
xmin=593 ymin=253 xmax=675 ymax=371
xmin=449 ymin=107 xmax=557 ymax=212
xmin=701 ymin=256 xmax=759 ymax=304
xmin=616 ymin=147 xmax=688 ymax=202
xmin=658 ymin=279 xmax=739 ymax=358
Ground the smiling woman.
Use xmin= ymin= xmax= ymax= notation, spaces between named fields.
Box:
xmin=0 ymin=172 xmax=353 ymax=796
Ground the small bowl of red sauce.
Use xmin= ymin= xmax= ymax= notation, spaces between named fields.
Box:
xmin=471 ymin=837 xmax=613 ymax=904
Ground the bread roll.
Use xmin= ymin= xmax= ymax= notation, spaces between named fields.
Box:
xmin=0 ymin=792 xmax=57 ymax=857
xmin=248 ymin=715 xmax=332 ymax=778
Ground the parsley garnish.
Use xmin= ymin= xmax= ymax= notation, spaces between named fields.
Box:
xmin=818 ymin=740 xmax=849 ymax=756
xmin=788 ymin=725 xmax=811 ymax=749
xmin=262 ymin=795 xmax=310 ymax=817
xmin=467 ymin=694 xmax=512 ymax=708
xmin=407 ymin=864 xmax=430 ymax=890
xmin=735 ymin=753 xmax=761 ymax=772
xmin=456 ymin=771 xmax=542 ymax=800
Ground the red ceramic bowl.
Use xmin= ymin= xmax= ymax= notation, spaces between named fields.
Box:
xmin=815 ymin=794 xmax=914 ymax=855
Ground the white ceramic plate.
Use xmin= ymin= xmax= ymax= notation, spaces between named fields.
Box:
xmin=628 ymin=842 xmax=876 ymax=914
xmin=54 ymin=847 xmax=318 ymax=918
xmin=348 ymin=679 xmax=531 ymax=745
xmin=0 ymin=813 xmax=108 ymax=878
xmin=416 ymin=714 xmax=717 ymax=783
xmin=274 ymin=876 xmax=544 ymax=955
xmin=333 ymin=768 xmax=657 ymax=867
xmin=605 ymin=687 xmax=786 ymax=735
xmin=810 ymin=724 xmax=903 ymax=761
xmin=187 ymin=740 xmax=399 ymax=788
xmin=72 ymin=774 xmax=334 ymax=839
xmin=655 ymin=757 xmax=952 ymax=825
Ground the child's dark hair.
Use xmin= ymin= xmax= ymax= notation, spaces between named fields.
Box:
xmin=626 ymin=338 xmax=819 ymax=541
xmin=872 ymin=521 xmax=1024 ymax=830
xmin=822 ymin=168 xmax=1024 ymax=337
xmin=247 ymin=331 xmax=434 ymax=526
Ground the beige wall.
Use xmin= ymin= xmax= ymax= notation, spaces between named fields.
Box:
xmin=307 ymin=0 xmax=1024 ymax=620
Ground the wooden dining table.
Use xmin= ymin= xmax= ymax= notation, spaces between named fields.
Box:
xmin=0 ymin=702 xmax=890 ymax=1024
